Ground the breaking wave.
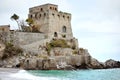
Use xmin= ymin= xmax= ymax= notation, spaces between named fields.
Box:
xmin=10 ymin=70 xmax=59 ymax=80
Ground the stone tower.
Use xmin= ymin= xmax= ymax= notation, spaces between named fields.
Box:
xmin=28 ymin=3 xmax=73 ymax=39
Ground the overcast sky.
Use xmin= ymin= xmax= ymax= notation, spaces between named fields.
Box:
xmin=0 ymin=0 xmax=120 ymax=62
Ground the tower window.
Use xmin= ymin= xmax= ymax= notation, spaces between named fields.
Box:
xmin=50 ymin=7 xmax=52 ymax=9
xmin=67 ymin=16 xmax=69 ymax=19
xmin=54 ymin=32 xmax=58 ymax=37
xmin=52 ymin=13 xmax=55 ymax=16
xmin=63 ymin=15 xmax=65 ymax=18
xmin=62 ymin=26 xmax=66 ymax=32
xmin=39 ymin=14 xmax=41 ymax=18
xmin=44 ymin=13 xmax=46 ymax=16
xmin=58 ymin=15 xmax=60 ymax=18
xmin=55 ymin=8 xmax=57 ymax=11
xmin=30 ymin=15 xmax=32 ymax=18
xmin=35 ymin=13 xmax=37 ymax=19
xmin=41 ymin=8 xmax=43 ymax=11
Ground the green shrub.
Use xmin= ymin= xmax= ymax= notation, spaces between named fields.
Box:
xmin=62 ymin=34 xmax=66 ymax=38
xmin=2 ymin=42 xmax=23 ymax=59
xmin=49 ymin=39 xmax=70 ymax=48
xmin=46 ymin=42 xmax=51 ymax=55
xmin=71 ymin=44 xmax=76 ymax=50
xmin=46 ymin=39 xmax=70 ymax=55
xmin=79 ymin=48 xmax=84 ymax=53
xmin=73 ymin=50 xmax=78 ymax=55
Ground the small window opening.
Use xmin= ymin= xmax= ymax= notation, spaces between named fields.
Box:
xmin=44 ymin=13 xmax=46 ymax=16
xmin=62 ymin=26 xmax=66 ymax=32
xmin=41 ymin=8 xmax=43 ymax=11
xmin=52 ymin=13 xmax=55 ymax=16
xmin=54 ymin=32 xmax=58 ymax=37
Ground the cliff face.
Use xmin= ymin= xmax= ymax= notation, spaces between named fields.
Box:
xmin=0 ymin=35 xmax=120 ymax=70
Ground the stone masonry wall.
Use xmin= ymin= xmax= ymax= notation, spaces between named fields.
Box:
xmin=13 ymin=32 xmax=45 ymax=45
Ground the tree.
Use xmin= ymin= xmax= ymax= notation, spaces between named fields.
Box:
xmin=26 ymin=18 xmax=34 ymax=26
xmin=19 ymin=20 xmax=27 ymax=31
xmin=10 ymin=14 xmax=20 ymax=30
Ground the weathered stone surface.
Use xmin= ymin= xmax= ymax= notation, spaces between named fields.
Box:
xmin=70 ymin=55 xmax=84 ymax=66
xmin=0 ymin=43 xmax=5 ymax=59
xmin=90 ymin=58 xmax=104 ymax=69
xmin=36 ymin=58 xmax=43 ymax=69
xmin=105 ymin=59 xmax=120 ymax=68
xmin=23 ymin=58 xmax=37 ymax=70
xmin=49 ymin=58 xmax=57 ymax=69
xmin=50 ymin=48 xmax=72 ymax=56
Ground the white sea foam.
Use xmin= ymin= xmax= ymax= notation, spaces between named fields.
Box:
xmin=9 ymin=70 xmax=59 ymax=80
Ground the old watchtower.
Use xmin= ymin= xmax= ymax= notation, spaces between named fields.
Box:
xmin=28 ymin=3 xmax=73 ymax=39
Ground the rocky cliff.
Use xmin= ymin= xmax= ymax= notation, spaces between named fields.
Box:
xmin=0 ymin=41 xmax=120 ymax=70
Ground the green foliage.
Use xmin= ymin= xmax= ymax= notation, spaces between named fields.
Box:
xmin=2 ymin=42 xmax=23 ymax=59
xmin=46 ymin=39 xmax=70 ymax=55
xmin=10 ymin=14 xmax=20 ymax=30
xmin=49 ymin=39 xmax=70 ymax=48
xmin=79 ymin=48 xmax=84 ymax=53
xmin=62 ymin=34 xmax=66 ymax=38
xmin=23 ymin=26 xmax=32 ymax=32
xmin=72 ymin=50 xmax=78 ymax=55
xmin=31 ymin=25 xmax=39 ymax=32
xmin=46 ymin=42 xmax=51 ymax=55
xmin=71 ymin=44 xmax=76 ymax=50
xmin=25 ymin=18 xmax=40 ymax=32
xmin=26 ymin=18 xmax=34 ymax=26
xmin=11 ymin=14 xmax=19 ymax=21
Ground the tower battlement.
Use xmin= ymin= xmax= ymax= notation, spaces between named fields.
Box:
xmin=29 ymin=3 xmax=58 ymax=13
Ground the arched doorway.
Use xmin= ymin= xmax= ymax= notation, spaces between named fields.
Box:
xmin=54 ymin=32 xmax=58 ymax=37
xmin=62 ymin=26 xmax=66 ymax=32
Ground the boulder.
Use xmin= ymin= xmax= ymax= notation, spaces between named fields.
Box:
xmin=90 ymin=58 xmax=104 ymax=69
xmin=105 ymin=59 xmax=120 ymax=68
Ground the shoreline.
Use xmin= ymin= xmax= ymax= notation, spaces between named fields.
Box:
xmin=0 ymin=68 xmax=22 ymax=72
xmin=0 ymin=68 xmax=22 ymax=80
xmin=0 ymin=68 xmax=120 ymax=80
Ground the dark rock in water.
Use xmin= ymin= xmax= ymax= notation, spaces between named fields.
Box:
xmin=105 ymin=59 xmax=120 ymax=68
xmin=75 ymin=63 xmax=89 ymax=69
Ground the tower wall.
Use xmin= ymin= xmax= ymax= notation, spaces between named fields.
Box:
xmin=28 ymin=4 xmax=73 ymax=39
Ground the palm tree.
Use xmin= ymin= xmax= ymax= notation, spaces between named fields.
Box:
xmin=10 ymin=14 xmax=20 ymax=30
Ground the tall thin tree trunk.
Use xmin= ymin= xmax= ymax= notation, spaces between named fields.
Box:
xmin=16 ymin=20 xmax=21 ymax=31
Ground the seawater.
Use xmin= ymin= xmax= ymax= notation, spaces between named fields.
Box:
xmin=9 ymin=68 xmax=120 ymax=80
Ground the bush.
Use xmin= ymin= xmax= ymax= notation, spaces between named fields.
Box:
xmin=46 ymin=39 xmax=70 ymax=55
xmin=49 ymin=39 xmax=70 ymax=48
xmin=79 ymin=48 xmax=84 ymax=53
xmin=73 ymin=50 xmax=78 ymax=55
xmin=2 ymin=42 xmax=23 ymax=59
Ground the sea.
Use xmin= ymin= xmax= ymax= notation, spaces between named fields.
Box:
xmin=0 ymin=68 xmax=120 ymax=80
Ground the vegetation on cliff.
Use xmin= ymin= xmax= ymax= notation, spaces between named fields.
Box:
xmin=2 ymin=42 xmax=23 ymax=59
xmin=46 ymin=39 xmax=70 ymax=55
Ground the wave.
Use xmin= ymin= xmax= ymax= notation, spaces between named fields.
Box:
xmin=9 ymin=70 xmax=59 ymax=80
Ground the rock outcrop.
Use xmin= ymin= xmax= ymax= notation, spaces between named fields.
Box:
xmin=89 ymin=58 xmax=104 ymax=69
xmin=0 ymin=41 xmax=120 ymax=70
xmin=105 ymin=59 xmax=120 ymax=68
